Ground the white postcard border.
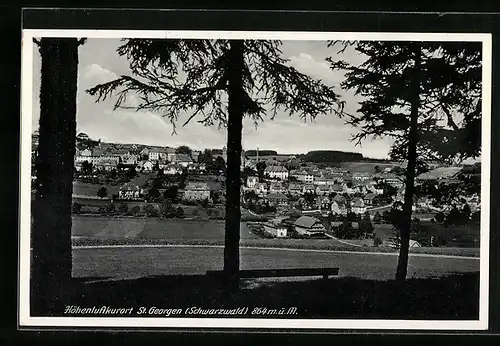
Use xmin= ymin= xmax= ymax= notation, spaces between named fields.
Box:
xmin=19 ymin=29 xmax=492 ymax=330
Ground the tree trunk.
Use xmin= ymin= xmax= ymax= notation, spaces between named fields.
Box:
xmin=223 ymin=40 xmax=244 ymax=291
xmin=395 ymin=43 xmax=421 ymax=282
xmin=31 ymin=38 xmax=80 ymax=314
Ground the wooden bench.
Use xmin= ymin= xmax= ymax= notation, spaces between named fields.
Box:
xmin=206 ymin=267 xmax=339 ymax=280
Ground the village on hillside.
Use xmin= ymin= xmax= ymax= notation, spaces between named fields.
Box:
xmin=31 ymin=130 xmax=481 ymax=249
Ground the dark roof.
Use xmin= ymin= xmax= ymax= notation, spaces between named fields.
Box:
xmin=352 ymin=198 xmax=364 ymax=208
xmin=175 ymin=154 xmax=193 ymax=162
xmin=294 ymin=216 xmax=322 ymax=229
xmin=120 ymin=183 xmax=140 ymax=191
xmin=266 ymin=193 xmax=288 ymax=200
xmin=333 ymin=194 xmax=345 ymax=202
xmin=364 ymin=193 xmax=377 ymax=200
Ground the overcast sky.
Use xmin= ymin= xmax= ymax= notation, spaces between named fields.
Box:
xmin=31 ymin=39 xmax=395 ymax=158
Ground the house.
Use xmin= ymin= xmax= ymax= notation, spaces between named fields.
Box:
xmin=383 ymin=173 xmax=404 ymax=188
xmin=187 ymin=163 xmax=206 ymax=174
xmin=142 ymin=161 xmax=155 ymax=172
xmin=121 ymin=154 xmax=138 ymax=165
xmin=269 ymin=181 xmax=285 ymax=193
xmin=80 ymin=148 xmax=92 ymax=157
xmin=354 ymin=183 xmax=369 ymax=194
xmin=291 ymin=169 xmax=314 ymax=183
xmin=314 ymin=176 xmax=329 ymax=186
xmin=366 ymin=182 xmax=384 ymax=195
xmin=351 ymin=198 xmax=366 ymax=214
xmin=93 ymin=159 xmax=118 ymax=171
xmin=288 ymin=183 xmax=303 ymax=196
xmin=247 ymin=176 xmax=259 ymax=188
xmin=315 ymin=185 xmax=331 ymax=195
xmin=183 ymin=182 xmax=211 ymax=202
xmin=330 ymin=184 xmax=345 ymax=194
xmin=191 ymin=150 xmax=201 ymax=162
xmin=163 ymin=164 xmax=183 ymax=175
xmin=265 ymin=166 xmax=289 ymax=180
xmin=293 ymin=216 xmax=326 ymax=236
xmin=118 ymin=183 xmax=144 ymax=200
xmin=332 ymin=194 xmax=347 ymax=204
xmin=113 ymin=148 xmax=131 ymax=160
xmin=363 ymin=193 xmax=378 ymax=206
xmin=139 ymin=147 xmax=150 ymax=158
xmin=264 ymin=192 xmax=289 ymax=207
xmin=173 ymin=154 xmax=193 ymax=168
xmin=353 ymin=172 xmax=373 ymax=181
xmin=254 ymin=182 xmax=268 ymax=196
xmin=74 ymin=150 xmax=93 ymax=164
xmin=319 ymin=196 xmax=332 ymax=210
xmin=148 ymin=147 xmax=171 ymax=162
xmin=263 ymin=220 xmax=288 ymax=238
xmin=323 ymin=174 xmax=337 ymax=186
xmin=89 ymin=149 xmax=120 ymax=167
xmin=303 ymin=184 xmax=315 ymax=194
xmin=331 ymin=200 xmax=348 ymax=215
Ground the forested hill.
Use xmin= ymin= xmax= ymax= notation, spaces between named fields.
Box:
xmin=245 ymin=150 xmax=278 ymax=156
xmin=301 ymin=150 xmax=364 ymax=163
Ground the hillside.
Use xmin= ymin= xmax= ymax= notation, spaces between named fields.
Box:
xmin=245 ymin=150 xmax=278 ymax=156
xmin=301 ymin=150 xmax=364 ymax=163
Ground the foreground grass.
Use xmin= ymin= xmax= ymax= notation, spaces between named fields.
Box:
xmin=32 ymin=272 xmax=479 ymax=320
xmin=72 ymin=237 xmax=480 ymax=258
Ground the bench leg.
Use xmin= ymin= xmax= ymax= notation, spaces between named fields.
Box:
xmin=323 ymin=274 xmax=329 ymax=281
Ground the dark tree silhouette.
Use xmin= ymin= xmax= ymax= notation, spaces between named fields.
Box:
xmin=176 ymin=145 xmax=192 ymax=156
xmin=163 ymin=185 xmax=179 ymax=202
xmin=95 ymin=186 xmax=107 ymax=199
xmin=31 ymin=37 xmax=85 ymax=314
xmin=214 ymin=156 xmax=226 ymax=174
xmin=81 ymin=160 xmax=93 ymax=174
xmin=256 ymin=161 xmax=267 ymax=182
xmin=87 ymin=39 xmax=344 ymax=290
xmin=328 ymin=41 xmax=481 ymax=281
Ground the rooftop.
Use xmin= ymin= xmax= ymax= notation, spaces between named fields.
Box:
xmin=294 ymin=216 xmax=322 ymax=229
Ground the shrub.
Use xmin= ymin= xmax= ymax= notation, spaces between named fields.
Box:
xmin=130 ymin=205 xmax=141 ymax=216
xmin=106 ymin=203 xmax=116 ymax=214
xmin=143 ymin=204 xmax=158 ymax=217
xmin=118 ymin=203 xmax=129 ymax=214
xmin=373 ymin=236 xmax=383 ymax=247
xmin=175 ymin=207 xmax=185 ymax=218
xmin=72 ymin=202 xmax=82 ymax=214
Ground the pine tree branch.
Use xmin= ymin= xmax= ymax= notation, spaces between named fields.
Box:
xmin=440 ymin=102 xmax=460 ymax=131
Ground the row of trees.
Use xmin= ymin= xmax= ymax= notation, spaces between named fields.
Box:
xmin=72 ymin=201 xmax=185 ymax=218
xmin=32 ymin=36 xmax=481 ymax=310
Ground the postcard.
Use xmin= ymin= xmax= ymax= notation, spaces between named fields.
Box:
xmin=19 ymin=28 xmax=491 ymax=330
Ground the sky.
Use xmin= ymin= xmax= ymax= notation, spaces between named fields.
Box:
xmin=31 ymin=38 xmax=396 ymax=158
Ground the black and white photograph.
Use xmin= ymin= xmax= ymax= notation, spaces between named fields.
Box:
xmin=19 ymin=29 xmax=491 ymax=330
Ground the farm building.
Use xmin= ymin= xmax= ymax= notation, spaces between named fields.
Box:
xmin=264 ymin=192 xmax=289 ymax=207
xmin=263 ymin=219 xmax=288 ymax=238
xmin=184 ymin=182 xmax=211 ymax=202
xmin=118 ymin=183 xmax=144 ymax=200
xmin=293 ymin=216 xmax=326 ymax=236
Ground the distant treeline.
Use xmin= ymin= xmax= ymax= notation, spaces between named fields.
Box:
xmin=300 ymin=150 xmax=364 ymax=163
xmin=245 ymin=150 xmax=278 ymax=156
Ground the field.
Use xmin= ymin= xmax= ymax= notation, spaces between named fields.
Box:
xmin=72 ymin=246 xmax=479 ymax=281
xmin=72 ymin=215 xmax=259 ymax=240
xmin=73 ymin=181 xmax=120 ymax=197
xmin=73 ymin=173 xmax=154 ymax=197
xmin=339 ymin=161 xmax=402 ymax=173
xmin=370 ymin=222 xmax=480 ymax=247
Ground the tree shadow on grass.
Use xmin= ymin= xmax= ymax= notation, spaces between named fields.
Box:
xmin=32 ymin=272 xmax=479 ymax=320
